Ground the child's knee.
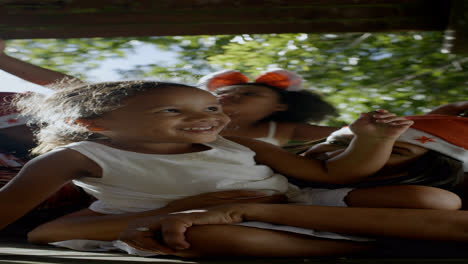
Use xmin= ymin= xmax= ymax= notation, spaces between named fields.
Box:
xmin=409 ymin=186 xmax=462 ymax=210
xmin=346 ymin=185 xmax=462 ymax=210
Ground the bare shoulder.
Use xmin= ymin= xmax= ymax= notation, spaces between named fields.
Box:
xmin=25 ymin=148 xmax=102 ymax=180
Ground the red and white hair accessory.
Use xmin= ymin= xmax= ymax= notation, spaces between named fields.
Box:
xmin=198 ymin=69 xmax=303 ymax=91
xmin=328 ymin=115 xmax=468 ymax=171
xmin=0 ymin=92 xmax=27 ymax=129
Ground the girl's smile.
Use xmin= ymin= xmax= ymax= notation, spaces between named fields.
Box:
xmin=180 ymin=126 xmax=217 ymax=132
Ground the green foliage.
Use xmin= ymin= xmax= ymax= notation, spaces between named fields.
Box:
xmin=6 ymin=38 xmax=135 ymax=79
xmin=5 ymin=32 xmax=468 ymax=124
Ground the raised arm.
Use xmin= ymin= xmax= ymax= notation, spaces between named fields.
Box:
xmin=0 ymin=39 xmax=81 ymax=86
xmin=228 ymin=110 xmax=413 ymax=184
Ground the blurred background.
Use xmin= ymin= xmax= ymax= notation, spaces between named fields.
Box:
xmin=3 ymin=32 xmax=467 ymax=125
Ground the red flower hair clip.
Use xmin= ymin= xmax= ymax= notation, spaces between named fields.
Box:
xmin=198 ymin=69 xmax=304 ymax=92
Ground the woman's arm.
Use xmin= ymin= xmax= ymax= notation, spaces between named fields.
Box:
xmin=0 ymin=39 xmax=80 ymax=86
xmin=27 ymin=190 xmax=285 ymax=243
xmin=0 ymin=149 xmax=94 ymax=230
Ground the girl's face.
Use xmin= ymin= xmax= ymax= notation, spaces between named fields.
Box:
xmin=214 ymin=85 xmax=287 ymax=124
xmin=305 ymin=134 xmax=429 ymax=171
xmin=93 ymin=86 xmax=230 ymax=145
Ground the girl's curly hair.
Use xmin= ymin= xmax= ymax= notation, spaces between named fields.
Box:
xmin=14 ymin=80 xmax=193 ymax=155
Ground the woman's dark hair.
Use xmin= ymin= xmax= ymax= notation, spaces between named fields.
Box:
xmin=242 ymin=83 xmax=337 ymax=122
xmin=353 ymin=150 xmax=465 ymax=193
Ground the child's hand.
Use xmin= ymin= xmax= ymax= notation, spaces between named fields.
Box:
xmin=349 ymin=109 xmax=413 ymax=140
xmin=119 ymin=204 xmax=246 ymax=253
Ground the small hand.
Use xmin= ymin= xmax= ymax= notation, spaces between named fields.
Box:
xmin=164 ymin=190 xmax=286 ymax=213
xmin=350 ymin=109 xmax=413 ymax=139
xmin=119 ymin=204 xmax=245 ymax=254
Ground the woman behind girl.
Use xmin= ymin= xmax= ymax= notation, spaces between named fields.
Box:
xmin=198 ymin=69 xmax=338 ymax=146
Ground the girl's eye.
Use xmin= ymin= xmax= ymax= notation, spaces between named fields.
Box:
xmin=206 ymin=106 xmax=220 ymax=112
xmin=159 ymin=109 xmax=180 ymax=113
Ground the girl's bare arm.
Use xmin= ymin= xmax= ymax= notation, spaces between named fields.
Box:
xmin=27 ymin=190 xmax=285 ymax=243
xmin=228 ymin=135 xmax=392 ymax=184
xmin=0 ymin=149 xmax=95 ymax=230
xmin=228 ymin=111 xmax=412 ymax=184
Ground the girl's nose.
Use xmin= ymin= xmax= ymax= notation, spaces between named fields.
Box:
xmin=188 ymin=112 xmax=217 ymax=121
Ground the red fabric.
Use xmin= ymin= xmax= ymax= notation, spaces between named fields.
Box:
xmin=255 ymin=72 xmax=294 ymax=89
xmin=206 ymin=71 xmax=249 ymax=91
xmin=406 ymin=115 xmax=468 ymax=150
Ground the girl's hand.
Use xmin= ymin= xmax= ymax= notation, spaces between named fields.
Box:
xmin=164 ymin=190 xmax=286 ymax=213
xmin=349 ymin=109 xmax=413 ymax=140
xmin=119 ymin=204 xmax=247 ymax=254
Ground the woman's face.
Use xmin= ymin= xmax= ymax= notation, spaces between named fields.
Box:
xmin=214 ymin=85 xmax=287 ymax=124
xmin=305 ymin=134 xmax=429 ymax=169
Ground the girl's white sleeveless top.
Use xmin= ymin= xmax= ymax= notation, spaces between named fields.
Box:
xmin=64 ymin=136 xmax=291 ymax=214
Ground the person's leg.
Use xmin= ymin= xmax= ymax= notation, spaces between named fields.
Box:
xmin=173 ymin=225 xmax=372 ymax=258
